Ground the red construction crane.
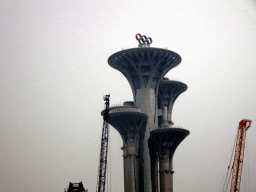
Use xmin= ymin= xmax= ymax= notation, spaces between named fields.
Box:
xmin=96 ymin=95 xmax=110 ymax=192
xmin=230 ymin=119 xmax=252 ymax=192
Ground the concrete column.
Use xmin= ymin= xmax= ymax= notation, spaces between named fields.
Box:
xmin=149 ymin=138 xmax=159 ymax=192
xmin=159 ymin=151 xmax=172 ymax=192
xmin=169 ymin=162 xmax=174 ymax=191
xmin=162 ymin=106 xmax=168 ymax=125
xmin=151 ymin=157 xmax=159 ymax=192
xmin=136 ymin=88 xmax=156 ymax=192
xmin=123 ymin=138 xmax=137 ymax=192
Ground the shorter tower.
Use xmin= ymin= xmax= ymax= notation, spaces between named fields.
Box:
xmin=149 ymin=128 xmax=189 ymax=192
xmin=148 ymin=78 xmax=189 ymax=192
xmin=103 ymin=103 xmax=148 ymax=192
xmin=157 ymin=78 xmax=187 ymax=128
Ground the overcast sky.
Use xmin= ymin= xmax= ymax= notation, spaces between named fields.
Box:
xmin=1 ymin=0 xmax=256 ymax=192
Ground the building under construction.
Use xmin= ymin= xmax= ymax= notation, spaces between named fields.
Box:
xmin=99 ymin=34 xmax=190 ymax=192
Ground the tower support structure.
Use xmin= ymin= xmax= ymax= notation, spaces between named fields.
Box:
xmin=104 ymin=107 xmax=148 ymax=192
xmin=157 ymin=78 xmax=187 ymax=127
xmin=108 ymin=48 xmax=181 ymax=192
xmin=148 ymin=128 xmax=189 ymax=192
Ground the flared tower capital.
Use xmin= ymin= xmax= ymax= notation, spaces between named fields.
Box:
xmin=158 ymin=79 xmax=187 ymax=127
xmin=149 ymin=128 xmax=189 ymax=160
xmin=108 ymin=48 xmax=181 ymax=97
xmin=158 ymin=79 xmax=187 ymax=108
xmin=106 ymin=107 xmax=148 ymax=144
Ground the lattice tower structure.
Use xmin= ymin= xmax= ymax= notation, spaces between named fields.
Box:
xmin=230 ymin=120 xmax=251 ymax=192
xmin=97 ymin=95 xmax=109 ymax=192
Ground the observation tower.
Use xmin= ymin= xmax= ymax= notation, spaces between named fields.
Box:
xmin=104 ymin=34 xmax=190 ymax=192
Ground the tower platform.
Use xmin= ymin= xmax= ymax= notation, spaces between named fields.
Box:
xmin=158 ymin=78 xmax=187 ymax=128
xmin=108 ymin=48 xmax=181 ymax=97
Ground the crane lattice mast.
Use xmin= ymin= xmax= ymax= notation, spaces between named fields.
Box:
xmin=230 ymin=119 xmax=252 ymax=192
xmin=97 ymin=95 xmax=110 ymax=192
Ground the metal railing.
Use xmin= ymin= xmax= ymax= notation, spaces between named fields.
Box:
xmin=109 ymin=108 xmax=142 ymax=114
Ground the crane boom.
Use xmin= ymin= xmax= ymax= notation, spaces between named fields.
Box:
xmin=97 ymin=95 xmax=110 ymax=192
xmin=230 ymin=119 xmax=252 ymax=192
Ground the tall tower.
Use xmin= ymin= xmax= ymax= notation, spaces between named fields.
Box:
xmin=105 ymin=34 xmax=189 ymax=192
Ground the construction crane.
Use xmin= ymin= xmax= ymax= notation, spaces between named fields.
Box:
xmin=96 ymin=95 xmax=110 ymax=192
xmin=230 ymin=119 xmax=252 ymax=192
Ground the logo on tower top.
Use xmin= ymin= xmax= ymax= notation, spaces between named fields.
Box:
xmin=136 ymin=33 xmax=152 ymax=48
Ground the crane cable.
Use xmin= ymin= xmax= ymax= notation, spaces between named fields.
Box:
xmin=222 ymin=129 xmax=238 ymax=192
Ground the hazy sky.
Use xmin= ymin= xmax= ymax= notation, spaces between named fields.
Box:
xmin=1 ymin=0 xmax=256 ymax=191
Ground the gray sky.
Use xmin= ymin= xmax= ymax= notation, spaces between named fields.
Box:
xmin=1 ymin=0 xmax=256 ymax=191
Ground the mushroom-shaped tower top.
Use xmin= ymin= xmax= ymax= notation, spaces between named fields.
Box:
xmin=158 ymin=79 xmax=187 ymax=126
xmin=158 ymin=79 xmax=187 ymax=108
xmin=108 ymin=48 xmax=181 ymax=97
xmin=149 ymin=128 xmax=189 ymax=159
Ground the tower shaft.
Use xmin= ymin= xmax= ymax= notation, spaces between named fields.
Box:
xmin=135 ymin=88 xmax=156 ymax=191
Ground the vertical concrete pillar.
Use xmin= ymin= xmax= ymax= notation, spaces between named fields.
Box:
xmin=162 ymin=106 xmax=168 ymax=125
xmin=123 ymin=138 xmax=137 ymax=192
xmin=148 ymin=137 xmax=159 ymax=192
xmin=159 ymin=149 xmax=172 ymax=192
xmin=135 ymin=88 xmax=156 ymax=190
